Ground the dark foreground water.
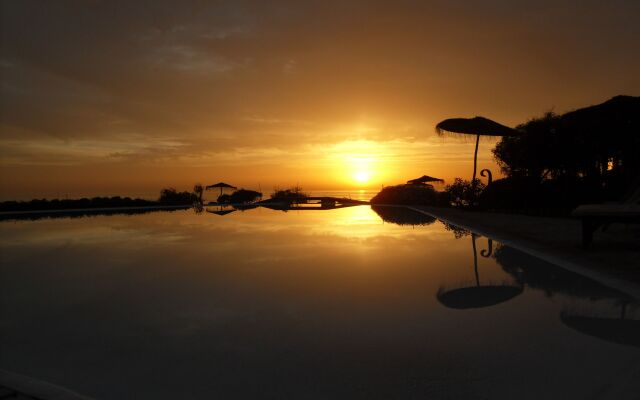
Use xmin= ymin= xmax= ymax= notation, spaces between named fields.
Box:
xmin=1 ymin=206 xmax=639 ymax=399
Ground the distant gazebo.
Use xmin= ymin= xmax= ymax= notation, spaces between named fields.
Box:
xmin=206 ymin=182 xmax=237 ymax=197
xmin=407 ymin=175 xmax=444 ymax=185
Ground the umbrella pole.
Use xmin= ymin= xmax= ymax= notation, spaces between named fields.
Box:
xmin=472 ymin=234 xmax=480 ymax=286
xmin=472 ymin=134 xmax=480 ymax=185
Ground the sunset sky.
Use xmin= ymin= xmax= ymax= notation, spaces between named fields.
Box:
xmin=1 ymin=0 xmax=639 ymax=199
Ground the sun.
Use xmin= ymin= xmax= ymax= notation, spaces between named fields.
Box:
xmin=336 ymin=150 xmax=379 ymax=186
xmin=353 ymin=170 xmax=371 ymax=184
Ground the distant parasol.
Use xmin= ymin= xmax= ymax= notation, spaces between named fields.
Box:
xmin=205 ymin=182 xmax=237 ymax=197
xmin=407 ymin=175 xmax=444 ymax=185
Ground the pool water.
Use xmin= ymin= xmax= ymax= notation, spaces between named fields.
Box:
xmin=1 ymin=206 xmax=639 ymax=399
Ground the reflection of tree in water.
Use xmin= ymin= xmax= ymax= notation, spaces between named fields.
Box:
xmin=437 ymin=233 xmax=522 ymax=309
xmin=494 ymin=245 xmax=640 ymax=347
xmin=0 ymin=207 xmax=187 ymax=222
xmin=371 ymin=206 xmax=436 ymax=226
xmin=441 ymin=222 xmax=471 ymax=239
xmin=193 ymin=202 xmax=204 ymax=214
xmin=493 ymin=245 xmax=629 ymax=301
xmin=560 ymin=303 xmax=640 ymax=348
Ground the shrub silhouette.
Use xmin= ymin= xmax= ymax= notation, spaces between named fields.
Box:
xmin=193 ymin=184 xmax=204 ymax=202
xmin=444 ymin=178 xmax=485 ymax=207
xmin=159 ymin=188 xmax=198 ymax=204
xmin=270 ymin=186 xmax=308 ymax=202
xmin=371 ymin=184 xmax=444 ymax=205
xmin=0 ymin=196 xmax=156 ymax=212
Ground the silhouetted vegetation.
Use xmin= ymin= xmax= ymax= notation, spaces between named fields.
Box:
xmin=376 ymin=95 xmax=640 ymax=214
xmin=491 ymin=95 xmax=640 ymax=213
xmin=217 ymin=189 xmax=262 ymax=204
xmin=269 ymin=186 xmax=308 ymax=203
xmin=0 ymin=196 xmax=157 ymax=212
xmin=158 ymin=188 xmax=199 ymax=204
xmin=193 ymin=184 xmax=204 ymax=203
xmin=371 ymin=184 xmax=445 ymax=205
xmin=477 ymin=176 xmax=613 ymax=215
xmin=442 ymin=221 xmax=471 ymax=239
xmin=443 ymin=178 xmax=485 ymax=207
xmin=494 ymin=245 xmax=637 ymax=297
xmin=1 ymin=183 xmax=251 ymax=213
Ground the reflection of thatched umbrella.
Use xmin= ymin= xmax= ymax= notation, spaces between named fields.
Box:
xmin=206 ymin=208 xmax=236 ymax=216
xmin=560 ymin=303 xmax=640 ymax=348
xmin=435 ymin=117 xmax=519 ymax=184
xmin=206 ymin=204 xmax=237 ymax=216
xmin=205 ymin=182 xmax=237 ymax=197
xmin=437 ymin=233 xmax=522 ymax=309
xmin=407 ymin=175 xmax=444 ymax=185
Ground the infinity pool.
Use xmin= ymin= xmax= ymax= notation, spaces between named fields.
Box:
xmin=1 ymin=206 xmax=639 ymax=399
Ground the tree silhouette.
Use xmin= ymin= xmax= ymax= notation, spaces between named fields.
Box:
xmin=193 ymin=183 xmax=204 ymax=203
xmin=493 ymin=96 xmax=640 ymax=186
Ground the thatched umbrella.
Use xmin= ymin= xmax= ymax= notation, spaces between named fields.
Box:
xmin=560 ymin=95 xmax=639 ymax=129
xmin=205 ymin=182 xmax=237 ymax=197
xmin=206 ymin=203 xmax=237 ymax=216
xmin=435 ymin=116 xmax=519 ymax=184
xmin=560 ymin=95 xmax=640 ymax=177
xmin=407 ymin=175 xmax=444 ymax=185
xmin=437 ymin=234 xmax=522 ymax=309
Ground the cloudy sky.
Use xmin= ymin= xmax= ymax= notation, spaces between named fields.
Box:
xmin=1 ymin=0 xmax=639 ymax=199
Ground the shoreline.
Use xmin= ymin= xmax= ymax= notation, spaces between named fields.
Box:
xmin=408 ymin=206 xmax=640 ymax=301
xmin=1 ymin=197 xmax=371 ymax=218
xmin=0 ymin=204 xmax=192 ymax=218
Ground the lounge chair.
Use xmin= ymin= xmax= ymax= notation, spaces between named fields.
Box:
xmin=571 ymin=177 xmax=640 ymax=247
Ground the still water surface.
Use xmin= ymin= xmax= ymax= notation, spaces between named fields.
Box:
xmin=1 ymin=206 xmax=639 ymax=399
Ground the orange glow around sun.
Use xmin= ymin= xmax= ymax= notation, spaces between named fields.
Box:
xmin=353 ymin=170 xmax=371 ymax=183
xmin=323 ymin=139 xmax=387 ymax=187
